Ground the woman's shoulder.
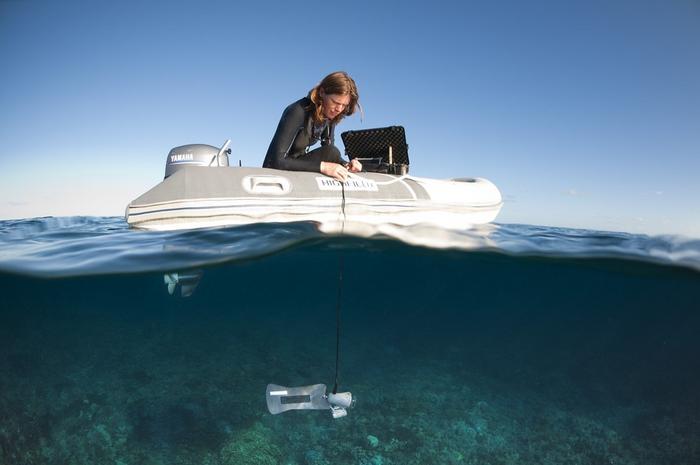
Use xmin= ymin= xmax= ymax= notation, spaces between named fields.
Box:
xmin=283 ymin=97 xmax=313 ymax=115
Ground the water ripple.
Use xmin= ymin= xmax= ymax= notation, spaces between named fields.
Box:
xmin=0 ymin=217 xmax=698 ymax=277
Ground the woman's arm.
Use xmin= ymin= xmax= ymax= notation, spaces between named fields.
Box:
xmin=263 ymin=102 xmax=320 ymax=172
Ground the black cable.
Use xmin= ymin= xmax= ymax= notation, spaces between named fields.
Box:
xmin=332 ymin=181 xmax=346 ymax=395
xmin=332 ymin=253 xmax=343 ymax=394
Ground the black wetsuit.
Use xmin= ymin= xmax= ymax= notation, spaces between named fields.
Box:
xmin=263 ymin=97 xmax=344 ymax=172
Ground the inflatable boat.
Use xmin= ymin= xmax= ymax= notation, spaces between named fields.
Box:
xmin=125 ymin=138 xmax=503 ymax=231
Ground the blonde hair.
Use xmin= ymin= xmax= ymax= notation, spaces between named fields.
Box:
xmin=308 ymin=71 xmax=360 ymax=124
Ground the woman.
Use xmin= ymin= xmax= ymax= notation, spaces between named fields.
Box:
xmin=263 ymin=71 xmax=362 ymax=182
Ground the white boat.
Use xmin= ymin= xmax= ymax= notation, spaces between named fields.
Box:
xmin=125 ymin=141 xmax=503 ymax=231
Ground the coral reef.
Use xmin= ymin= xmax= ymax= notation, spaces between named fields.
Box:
xmin=220 ymin=422 xmax=281 ymax=465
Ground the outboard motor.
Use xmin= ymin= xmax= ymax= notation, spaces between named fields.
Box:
xmin=164 ymin=139 xmax=231 ymax=178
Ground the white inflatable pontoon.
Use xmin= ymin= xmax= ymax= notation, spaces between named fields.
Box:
xmin=125 ymin=141 xmax=503 ymax=231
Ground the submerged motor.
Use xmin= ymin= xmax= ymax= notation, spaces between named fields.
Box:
xmin=163 ymin=269 xmax=203 ymax=297
xmin=164 ymin=139 xmax=231 ymax=178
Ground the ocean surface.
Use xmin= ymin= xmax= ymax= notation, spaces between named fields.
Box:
xmin=1 ymin=217 xmax=698 ymax=465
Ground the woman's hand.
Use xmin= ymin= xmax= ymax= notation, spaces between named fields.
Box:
xmin=320 ymin=161 xmax=349 ymax=182
xmin=347 ymin=158 xmax=362 ymax=173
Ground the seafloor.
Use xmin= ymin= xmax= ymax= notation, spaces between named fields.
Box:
xmin=1 ymin=244 xmax=699 ymax=464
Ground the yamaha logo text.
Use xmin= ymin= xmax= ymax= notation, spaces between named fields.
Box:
xmin=170 ymin=153 xmax=194 ymax=162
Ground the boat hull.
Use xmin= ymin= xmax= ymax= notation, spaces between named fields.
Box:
xmin=125 ymin=167 xmax=503 ymax=231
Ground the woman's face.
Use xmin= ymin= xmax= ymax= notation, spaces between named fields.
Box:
xmin=321 ymin=92 xmax=351 ymax=120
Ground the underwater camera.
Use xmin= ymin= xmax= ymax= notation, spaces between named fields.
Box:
xmin=266 ymin=383 xmax=355 ymax=419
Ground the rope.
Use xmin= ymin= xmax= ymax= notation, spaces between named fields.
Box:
xmin=347 ymin=172 xmax=410 ymax=186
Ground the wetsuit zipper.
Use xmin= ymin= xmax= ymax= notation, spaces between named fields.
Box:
xmin=284 ymin=126 xmax=304 ymax=158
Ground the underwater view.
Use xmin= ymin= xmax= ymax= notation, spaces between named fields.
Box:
xmin=1 ymin=217 xmax=699 ymax=465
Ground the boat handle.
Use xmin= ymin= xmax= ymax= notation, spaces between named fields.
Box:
xmin=243 ymin=175 xmax=291 ymax=195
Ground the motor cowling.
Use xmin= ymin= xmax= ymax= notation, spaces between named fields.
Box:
xmin=164 ymin=142 xmax=230 ymax=178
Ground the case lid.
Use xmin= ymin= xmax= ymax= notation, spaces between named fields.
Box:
xmin=341 ymin=126 xmax=409 ymax=165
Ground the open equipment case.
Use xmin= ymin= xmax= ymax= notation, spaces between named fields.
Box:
xmin=341 ymin=126 xmax=409 ymax=175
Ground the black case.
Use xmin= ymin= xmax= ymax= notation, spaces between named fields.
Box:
xmin=341 ymin=126 xmax=409 ymax=172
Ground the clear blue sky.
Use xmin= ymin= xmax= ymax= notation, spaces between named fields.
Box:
xmin=2 ymin=0 xmax=699 ymax=236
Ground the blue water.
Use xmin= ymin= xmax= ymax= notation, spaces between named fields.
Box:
xmin=1 ymin=217 xmax=699 ymax=465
